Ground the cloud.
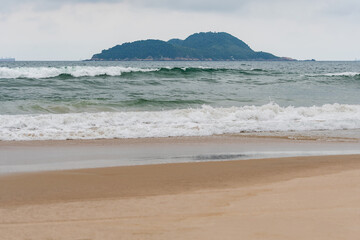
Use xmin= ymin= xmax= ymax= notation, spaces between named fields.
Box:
xmin=2 ymin=0 xmax=360 ymax=15
xmin=0 ymin=0 xmax=250 ymax=13
xmin=0 ymin=0 xmax=117 ymax=12
xmin=321 ymin=1 xmax=360 ymax=17
xmin=128 ymin=0 xmax=247 ymax=12
xmin=1 ymin=0 xmax=359 ymax=60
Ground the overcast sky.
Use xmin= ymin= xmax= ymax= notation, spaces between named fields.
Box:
xmin=1 ymin=0 xmax=359 ymax=61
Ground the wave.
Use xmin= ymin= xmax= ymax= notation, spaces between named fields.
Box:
xmin=0 ymin=66 xmax=268 ymax=79
xmin=310 ymin=72 xmax=360 ymax=77
xmin=1 ymin=103 xmax=360 ymax=141
xmin=0 ymin=99 xmax=210 ymax=115
xmin=324 ymin=72 xmax=360 ymax=77
xmin=0 ymin=66 xmax=158 ymax=79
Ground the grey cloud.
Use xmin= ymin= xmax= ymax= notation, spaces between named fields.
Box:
xmin=128 ymin=0 xmax=247 ymax=12
xmin=0 ymin=0 xmax=248 ymax=13
xmin=321 ymin=1 xmax=360 ymax=16
xmin=0 ymin=0 xmax=120 ymax=12
xmin=1 ymin=0 xmax=360 ymax=15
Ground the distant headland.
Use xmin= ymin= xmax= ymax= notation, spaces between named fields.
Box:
xmin=90 ymin=32 xmax=295 ymax=61
xmin=0 ymin=58 xmax=15 ymax=62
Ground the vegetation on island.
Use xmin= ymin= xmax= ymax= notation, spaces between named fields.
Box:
xmin=91 ymin=32 xmax=292 ymax=61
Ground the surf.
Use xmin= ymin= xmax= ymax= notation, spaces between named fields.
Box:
xmin=1 ymin=103 xmax=360 ymax=141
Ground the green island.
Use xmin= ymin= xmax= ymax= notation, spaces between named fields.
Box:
xmin=90 ymin=32 xmax=294 ymax=61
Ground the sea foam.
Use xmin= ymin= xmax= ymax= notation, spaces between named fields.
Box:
xmin=305 ymin=72 xmax=360 ymax=77
xmin=0 ymin=66 xmax=258 ymax=79
xmin=0 ymin=66 xmax=158 ymax=79
xmin=1 ymin=103 xmax=360 ymax=141
xmin=324 ymin=72 xmax=360 ymax=77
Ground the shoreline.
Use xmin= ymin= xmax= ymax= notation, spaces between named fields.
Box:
xmin=2 ymin=136 xmax=360 ymax=239
xmin=1 ymin=154 xmax=360 ymax=239
xmin=1 ymin=134 xmax=360 ymax=175
xmin=1 ymin=154 xmax=360 ymax=207
xmin=1 ymin=129 xmax=359 ymax=146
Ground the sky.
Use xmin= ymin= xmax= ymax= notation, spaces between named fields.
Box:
xmin=1 ymin=0 xmax=359 ymax=61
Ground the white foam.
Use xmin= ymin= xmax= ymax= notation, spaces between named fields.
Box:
xmin=0 ymin=66 xmax=158 ymax=79
xmin=323 ymin=72 xmax=359 ymax=77
xmin=1 ymin=103 xmax=360 ymax=141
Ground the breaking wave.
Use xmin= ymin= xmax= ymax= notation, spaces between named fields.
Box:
xmin=0 ymin=66 xmax=157 ymax=79
xmin=324 ymin=72 xmax=360 ymax=77
xmin=0 ymin=66 xmax=268 ymax=79
xmin=1 ymin=103 xmax=360 ymax=141
xmin=308 ymin=72 xmax=360 ymax=77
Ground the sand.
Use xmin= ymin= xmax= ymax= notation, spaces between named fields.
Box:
xmin=1 ymin=154 xmax=360 ymax=239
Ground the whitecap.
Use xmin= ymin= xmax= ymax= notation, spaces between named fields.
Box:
xmin=1 ymin=103 xmax=360 ymax=141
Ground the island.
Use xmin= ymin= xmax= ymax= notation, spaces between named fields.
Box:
xmin=90 ymin=32 xmax=294 ymax=61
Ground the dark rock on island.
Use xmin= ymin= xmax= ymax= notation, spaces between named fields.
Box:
xmin=90 ymin=32 xmax=294 ymax=61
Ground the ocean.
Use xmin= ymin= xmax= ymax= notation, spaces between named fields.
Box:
xmin=0 ymin=61 xmax=359 ymax=141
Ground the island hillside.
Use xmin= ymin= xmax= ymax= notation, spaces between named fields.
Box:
xmin=91 ymin=32 xmax=291 ymax=61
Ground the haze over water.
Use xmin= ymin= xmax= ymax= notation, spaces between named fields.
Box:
xmin=0 ymin=61 xmax=359 ymax=141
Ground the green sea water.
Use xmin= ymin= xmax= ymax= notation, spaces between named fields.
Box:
xmin=0 ymin=61 xmax=359 ymax=141
xmin=0 ymin=61 xmax=359 ymax=114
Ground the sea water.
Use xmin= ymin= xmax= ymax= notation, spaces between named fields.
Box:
xmin=0 ymin=61 xmax=359 ymax=141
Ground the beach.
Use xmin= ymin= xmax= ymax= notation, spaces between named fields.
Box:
xmin=1 ymin=135 xmax=360 ymax=239
xmin=1 ymin=61 xmax=360 ymax=239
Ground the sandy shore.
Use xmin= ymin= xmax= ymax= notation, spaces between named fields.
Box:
xmin=2 ymin=135 xmax=360 ymax=175
xmin=1 ymin=154 xmax=360 ymax=239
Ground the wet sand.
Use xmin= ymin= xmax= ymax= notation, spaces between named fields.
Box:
xmin=1 ymin=154 xmax=360 ymax=239
xmin=2 ymin=135 xmax=360 ymax=174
